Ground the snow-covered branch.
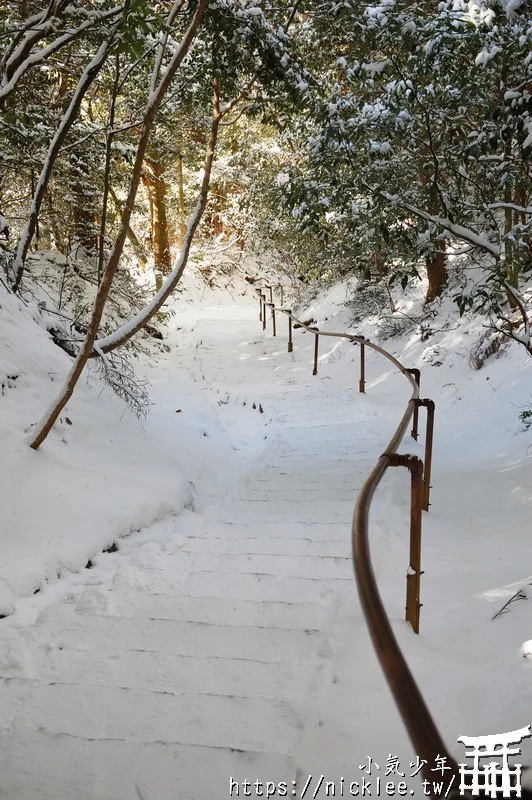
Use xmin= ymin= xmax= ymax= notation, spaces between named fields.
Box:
xmin=488 ymin=202 xmax=532 ymax=216
xmin=12 ymin=34 xmax=119 ymax=291
xmin=0 ymin=1 xmax=68 ymax=77
xmin=382 ymin=193 xmax=501 ymax=257
xmin=149 ymin=0 xmax=187 ymax=96
xmin=0 ymin=6 xmax=122 ymax=106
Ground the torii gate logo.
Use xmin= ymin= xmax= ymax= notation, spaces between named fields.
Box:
xmin=458 ymin=726 xmax=532 ymax=797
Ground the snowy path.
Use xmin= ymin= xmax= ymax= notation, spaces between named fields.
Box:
xmin=1 ymin=302 xmax=425 ymax=799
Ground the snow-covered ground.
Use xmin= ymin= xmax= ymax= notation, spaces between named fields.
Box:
xmin=0 ymin=264 xmax=531 ymax=798
xmin=0 ymin=285 xmax=192 ymax=615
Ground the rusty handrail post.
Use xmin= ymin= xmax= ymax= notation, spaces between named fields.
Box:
xmin=359 ymin=336 xmax=366 ymax=393
xmin=271 ymin=304 xmax=277 ymax=337
xmin=312 ymin=328 xmax=319 ymax=375
xmin=287 ymin=311 xmax=293 ymax=353
xmin=262 ymin=295 xmax=267 ymax=331
xmin=389 ymin=454 xmax=424 ymax=634
xmin=407 ymin=369 xmax=421 ymax=440
xmin=416 ymin=399 xmax=435 ymax=511
xmin=280 ymin=285 xmax=284 ymax=306
xmin=259 ymin=292 xmax=263 ymax=322
xmin=407 ymin=456 xmax=424 ymax=634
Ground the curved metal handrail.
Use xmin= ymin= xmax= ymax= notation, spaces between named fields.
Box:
xmin=254 ymin=284 xmax=463 ymax=796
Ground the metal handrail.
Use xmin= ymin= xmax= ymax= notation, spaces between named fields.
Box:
xmin=254 ymin=284 xmax=463 ymax=796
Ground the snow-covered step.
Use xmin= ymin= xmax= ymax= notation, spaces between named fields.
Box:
xmin=125 ymin=545 xmax=352 ymax=580
xmin=252 ymin=470 xmax=365 ymax=483
xmin=150 ymin=570 xmax=344 ymax=603
xmin=232 ymin=488 xmax=360 ymax=503
xmin=0 ymin=729 xmax=295 ymax=800
xmin=181 ymin=535 xmax=349 ymax=557
xmin=220 ymin=501 xmax=354 ymax=524
xmin=29 ymin=645 xmax=324 ymax=701
xmin=254 ymin=459 xmax=373 ymax=475
xmin=186 ymin=519 xmax=351 ymax=540
xmin=144 ymin=551 xmax=352 ymax=581
xmin=33 ymin=609 xmax=325 ymax=663
xmin=11 ymin=680 xmax=304 ymax=752
xmin=0 ymin=679 xmax=27 ymax=731
xmin=92 ymin=590 xmax=334 ymax=630
xmin=0 ymin=298 xmax=398 ymax=799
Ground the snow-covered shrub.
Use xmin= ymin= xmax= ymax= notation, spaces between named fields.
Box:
xmin=23 ymin=251 xmax=164 ymax=358
xmin=519 ymin=409 xmax=532 ymax=430
xmin=90 ymin=351 xmax=150 ymax=418
xmin=347 ymin=281 xmax=390 ymax=324
xmin=377 ymin=314 xmax=417 ymax=340
xmin=468 ymin=330 xmax=507 ymax=371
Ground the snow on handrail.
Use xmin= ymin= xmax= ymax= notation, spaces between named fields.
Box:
xmin=254 ymin=283 xmax=462 ymax=797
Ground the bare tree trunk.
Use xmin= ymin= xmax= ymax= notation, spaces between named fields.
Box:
xmin=144 ymin=150 xmax=172 ymax=291
xmin=209 ymin=179 xmax=226 ymax=237
xmin=29 ymin=0 xmax=208 ymax=450
xmin=424 ymin=188 xmax=447 ymax=304
xmin=503 ymin=138 xmax=517 ymax=308
xmin=45 ymin=189 xmax=66 ymax=253
xmin=425 ymin=241 xmax=447 ymax=304
xmin=418 ymin=131 xmax=448 ymax=304
xmin=142 ymin=172 xmax=155 ymax=247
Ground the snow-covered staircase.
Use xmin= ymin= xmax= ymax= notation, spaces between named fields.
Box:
xmin=0 ymin=306 xmax=411 ymax=799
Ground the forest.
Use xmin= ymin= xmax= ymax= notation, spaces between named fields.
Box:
xmin=1 ymin=0 xmax=532 ymax=798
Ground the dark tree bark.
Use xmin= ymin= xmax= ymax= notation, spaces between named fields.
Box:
xmin=144 ymin=150 xmax=172 ymax=290
xmin=425 ymin=241 xmax=447 ymax=304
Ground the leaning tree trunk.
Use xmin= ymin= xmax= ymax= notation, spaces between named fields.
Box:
xmin=29 ymin=0 xmax=208 ymax=450
xmin=97 ymin=51 xmax=121 ymax=283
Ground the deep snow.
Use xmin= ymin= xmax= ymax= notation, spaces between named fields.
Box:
xmin=0 ymin=261 xmax=531 ymax=798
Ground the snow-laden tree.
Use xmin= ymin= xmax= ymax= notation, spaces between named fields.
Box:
xmin=20 ymin=0 xmax=313 ymax=448
xmin=275 ymin=0 xmax=532 ymax=350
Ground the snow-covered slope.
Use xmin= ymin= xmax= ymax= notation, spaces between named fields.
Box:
xmin=0 ymin=283 xmax=190 ymax=615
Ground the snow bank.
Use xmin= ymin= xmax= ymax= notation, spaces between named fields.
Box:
xmin=0 ymin=284 xmax=192 ymax=612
